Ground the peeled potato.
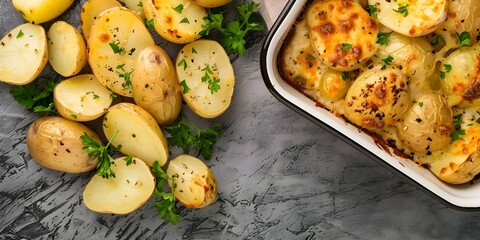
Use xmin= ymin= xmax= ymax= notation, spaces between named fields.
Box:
xmin=166 ymin=155 xmax=217 ymax=208
xmin=103 ymin=103 xmax=169 ymax=167
xmin=176 ymin=40 xmax=235 ymax=118
xmin=13 ymin=0 xmax=74 ymax=24
xmin=26 ymin=116 xmax=100 ymax=173
xmin=47 ymin=21 xmax=87 ymax=77
xmin=190 ymin=0 xmax=232 ymax=8
xmin=80 ymin=0 xmax=122 ymax=40
xmin=83 ymin=157 xmax=155 ymax=214
xmin=88 ymin=7 xmax=155 ymax=97
xmin=132 ymin=45 xmax=183 ymax=125
xmin=54 ymin=74 xmax=113 ymax=122
xmin=142 ymin=0 xmax=206 ymax=44
xmin=122 ymin=0 xmax=146 ymax=19
xmin=0 ymin=23 xmax=48 ymax=85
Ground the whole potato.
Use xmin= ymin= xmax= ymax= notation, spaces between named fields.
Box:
xmin=13 ymin=0 xmax=74 ymax=24
xmin=26 ymin=116 xmax=100 ymax=173
xmin=166 ymin=155 xmax=217 ymax=208
xmin=132 ymin=45 xmax=182 ymax=125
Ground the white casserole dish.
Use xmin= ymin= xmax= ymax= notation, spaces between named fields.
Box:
xmin=260 ymin=0 xmax=480 ymax=209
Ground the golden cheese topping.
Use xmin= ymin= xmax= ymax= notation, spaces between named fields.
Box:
xmin=307 ymin=0 xmax=379 ymax=71
xmin=369 ymin=0 xmax=447 ymax=37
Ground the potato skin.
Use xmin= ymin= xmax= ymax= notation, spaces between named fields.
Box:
xmin=26 ymin=117 xmax=100 ymax=173
xmin=13 ymin=0 xmax=74 ymax=24
xmin=132 ymin=46 xmax=182 ymax=125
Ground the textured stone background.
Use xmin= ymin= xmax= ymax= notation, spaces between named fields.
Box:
xmin=1 ymin=0 xmax=480 ymax=239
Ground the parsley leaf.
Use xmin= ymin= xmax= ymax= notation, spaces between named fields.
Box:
xmin=180 ymin=17 xmax=189 ymax=24
xmin=393 ymin=4 xmax=409 ymax=17
xmin=193 ymin=124 xmax=223 ymax=159
xmin=456 ymin=32 xmax=472 ymax=48
xmin=306 ymin=54 xmax=316 ymax=61
xmin=369 ymin=5 xmax=378 ymax=19
xmin=342 ymin=43 xmax=352 ymax=52
xmin=172 ymin=4 xmax=184 ymax=13
xmin=430 ymin=35 xmax=445 ymax=46
xmin=123 ymin=156 xmax=133 ymax=166
xmin=201 ymin=64 xmax=221 ymax=94
xmin=144 ymin=19 xmax=154 ymax=29
xmin=16 ymin=29 xmax=24 ymax=38
xmin=152 ymin=161 xmax=180 ymax=225
xmin=109 ymin=40 xmax=125 ymax=54
xmin=453 ymin=114 xmax=463 ymax=129
xmin=342 ymin=72 xmax=349 ymax=81
xmin=115 ymin=65 xmax=134 ymax=91
xmin=179 ymin=80 xmax=191 ymax=94
xmin=165 ymin=117 xmax=196 ymax=152
xmin=9 ymin=79 xmax=57 ymax=114
xmin=375 ymin=55 xmax=394 ymax=70
xmin=86 ymin=91 xmax=100 ymax=99
xmin=177 ymin=58 xmax=187 ymax=70
xmin=81 ymin=130 xmax=122 ymax=179
xmin=376 ymin=32 xmax=393 ymax=46
xmin=451 ymin=129 xmax=466 ymax=141
xmin=137 ymin=1 xmax=143 ymax=7
xmin=440 ymin=64 xmax=452 ymax=80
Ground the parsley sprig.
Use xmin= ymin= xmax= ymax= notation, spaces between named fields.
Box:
xmin=152 ymin=161 xmax=180 ymax=225
xmin=10 ymin=79 xmax=57 ymax=114
xmin=166 ymin=114 xmax=224 ymax=160
xmin=200 ymin=2 xmax=264 ymax=55
xmin=456 ymin=32 xmax=472 ymax=48
xmin=81 ymin=130 xmax=124 ymax=179
xmin=375 ymin=55 xmax=394 ymax=70
xmin=393 ymin=4 xmax=409 ymax=17
xmin=376 ymin=32 xmax=393 ymax=46
xmin=201 ymin=64 xmax=221 ymax=94
xmin=451 ymin=114 xmax=466 ymax=141
xmin=115 ymin=64 xmax=134 ymax=91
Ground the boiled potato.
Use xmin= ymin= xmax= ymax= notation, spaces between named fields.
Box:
xmin=166 ymin=155 xmax=217 ymax=208
xmin=190 ymin=0 xmax=232 ymax=8
xmin=440 ymin=45 xmax=480 ymax=107
xmin=54 ymin=74 xmax=113 ymax=122
xmin=435 ymin=0 xmax=480 ymax=46
xmin=306 ymin=0 xmax=379 ymax=71
xmin=83 ymin=157 xmax=155 ymax=214
xmin=132 ymin=45 xmax=182 ymax=125
xmin=122 ymin=0 xmax=146 ymax=19
xmin=26 ymin=116 xmax=100 ymax=173
xmin=176 ymin=40 xmax=235 ymax=118
xmin=142 ymin=0 xmax=206 ymax=44
xmin=368 ymin=0 xmax=447 ymax=37
xmin=13 ymin=0 xmax=74 ymax=24
xmin=397 ymin=92 xmax=453 ymax=153
xmin=47 ymin=21 xmax=87 ymax=77
xmin=88 ymin=7 xmax=155 ymax=97
xmin=0 ymin=23 xmax=47 ymax=85
xmin=318 ymin=69 xmax=352 ymax=102
xmin=344 ymin=68 xmax=410 ymax=130
xmin=103 ymin=103 xmax=169 ymax=167
xmin=80 ymin=0 xmax=122 ymax=40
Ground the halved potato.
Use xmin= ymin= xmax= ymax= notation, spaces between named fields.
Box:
xmin=122 ymin=0 xmax=146 ymax=19
xmin=176 ymin=40 xmax=235 ymax=118
xmin=103 ymin=103 xmax=168 ymax=166
xmin=54 ymin=74 xmax=113 ymax=122
xmin=88 ymin=7 xmax=155 ymax=97
xmin=0 ymin=23 xmax=47 ymax=85
xmin=83 ymin=157 xmax=155 ymax=214
xmin=80 ymin=0 xmax=122 ymax=40
xmin=132 ymin=45 xmax=183 ymax=125
xmin=142 ymin=0 xmax=206 ymax=44
xmin=190 ymin=0 xmax=232 ymax=8
xmin=166 ymin=155 xmax=217 ymax=208
xmin=47 ymin=21 xmax=87 ymax=77
xmin=13 ymin=0 xmax=74 ymax=24
xmin=26 ymin=116 xmax=100 ymax=173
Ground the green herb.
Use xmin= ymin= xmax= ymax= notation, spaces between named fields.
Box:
xmin=165 ymin=114 xmax=224 ymax=159
xmin=109 ymin=40 xmax=125 ymax=55
xmin=152 ymin=161 xmax=180 ymax=225
xmin=180 ymin=17 xmax=189 ymax=24
xmin=418 ymin=101 xmax=423 ymax=107
xmin=81 ymin=130 xmax=122 ymax=179
xmin=86 ymin=91 xmax=100 ymax=99
xmin=123 ymin=156 xmax=133 ymax=166
xmin=342 ymin=72 xmax=349 ymax=81
xmin=453 ymin=114 xmax=463 ymax=129
xmin=451 ymin=129 xmax=466 ymax=141
xmin=177 ymin=58 xmax=187 ymax=70
xmin=456 ymin=31 xmax=472 ymax=48
xmin=306 ymin=54 xmax=316 ymax=61
xmin=412 ymin=100 xmax=417 ymax=104
xmin=476 ymin=118 xmax=480 ymax=124
xmin=192 ymin=47 xmax=197 ymax=54
xmin=144 ymin=19 xmax=154 ymax=29
xmin=110 ymin=93 xmax=118 ymax=100
xmin=115 ymin=65 xmax=134 ymax=91
xmin=342 ymin=43 xmax=352 ymax=52
xmin=201 ymin=64 xmax=221 ymax=94
xmin=16 ymin=30 xmax=24 ymax=38
xmin=200 ymin=2 xmax=264 ymax=55
xmin=440 ymin=64 xmax=452 ymax=79
xmin=70 ymin=114 xmax=78 ymax=119
xmin=393 ymin=4 xmax=409 ymax=17
xmin=376 ymin=32 xmax=393 ymax=46
xmin=430 ymin=35 xmax=445 ymax=46
xmin=375 ymin=55 xmax=394 ymax=70
xmin=369 ymin=5 xmax=378 ymax=19
xmin=179 ymin=80 xmax=190 ymax=94
xmin=137 ymin=1 xmax=143 ymax=7
xmin=9 ymin=79 xmax=57 ymax=114
xmin=172 ymin=4 xmax=184 ymax=13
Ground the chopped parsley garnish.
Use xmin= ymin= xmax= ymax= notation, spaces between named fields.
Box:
xmin=109 ymin=40 xmax=125 ymax=55
xmin=430 ymin=35 xmax=445 ymax=46
xmin=115 ymin=64 xmax=134 ymax=91
xmin=172 ymin=4 xmax=184 ymax=13
xmin=177 ymin=58 xmax=187 ymax=70
xmin=369 ymin=5 xmax=378 ymax=19
xmin=16 ymin=30 xmax=24 ymax=38
xmin=440 ymin=64 xmax=452 ymax=79
xmin=306 ymin=54 xmax=316 ymax=61
xmin=342 ymin=72 xmax=349 ymax=81
xmin=451 ymin=113 xmax=466 ymax=141
xmin=456 ymin=32 xmax=472 ymax=48
xmin=144 ymin=19 xmax=154 ymax=29
xmin=180 ymin=17 xmax=189 ymax=24
xmin=179 ymin=80 xmax=190 ymax=94
xmin=86 ymin=91 xmax=100 ymax=99
xmin=376 ymin=32 xmax=393 ymax=46
xmin=137 ymin=1 xmax=143 ymax=7
xmin=393 ymin=4 xmax=409 ymax=17
xmin=342 ymin=43 xmax=352 ymax=52
xmin=375 ymin=55 xmax=394 ymax=70
xmin=81 ymin=130 xmax=123 ymax=179
xmin=201 ymin=64 xmax=221 ymax=94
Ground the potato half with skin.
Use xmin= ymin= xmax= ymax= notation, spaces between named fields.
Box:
xmin=88 ymin=7 xmax=155 ymax=97
xmin=83 ymin=157 xmax=155 ymax=214
xmin=436 ymin=0 xmax=480 ymax=44
xmin=80 ymin=0 xmax=122 ymax=40
xmin=103 ymin=103 xmax=169 ymax=167
xmin=306 ymin=0 xmax=379 ymax=71
xmin=142 ymin=0 xmax=206 ymax=44
xmin=397 ymin=92 xmax=453 ymax=153
xmin=190 ymin=0 xmax=232 ymax=8
xmin=167 ymin=155 xmax=217 ymax=208
xmin=132 ymin=45 xmax=182 ymax=125
xmin=47 ymin=21 xmax=87 ymax=77
xmin=26 ymin=116 xmax=100 ymax=173
xmin=440 ymin=45 xmax=480 ymax=107
xmin=54 ymin=74 xmax=113 ymax=122
xmin=176 ymin=40 xmax=235 ymax=118
xmin=344 ymin=68 xmax=410 ymax=129
xmin=0 ymin=23 xmax=47 ymax=85
xmin=368 ymin=0 xmax=447 ymax=37
xmin=13 ymin=0 xmax=74 ymax=24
